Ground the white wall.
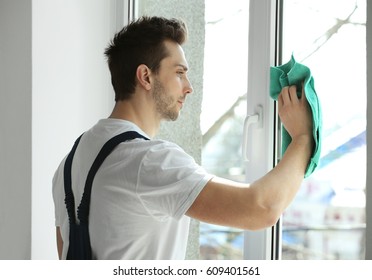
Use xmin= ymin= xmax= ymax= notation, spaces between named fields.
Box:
xmin=31 ymin=0 xmax=117 ymax=259
xmin=0 ymin=0 xmax=205 ymax=260
xmin=0 ymin=0 xmax=32 ymax=260
xmin=1 ymin=0 xmax=120 ymax=259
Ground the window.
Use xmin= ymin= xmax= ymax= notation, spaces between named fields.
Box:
xmin=200 ymin=0 xmax=249 ymax=259
xmin=201 ymin=0 xmax=368 ymax=260
xmin=281 ymin=0 xmax=366 ymax=260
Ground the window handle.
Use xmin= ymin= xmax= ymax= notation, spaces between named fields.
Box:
xmin=242 ymin=105 xmax=263 ymax=161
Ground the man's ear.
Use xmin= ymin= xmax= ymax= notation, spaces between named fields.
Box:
xmin=136 ymin=64 xmax=152 ymax=91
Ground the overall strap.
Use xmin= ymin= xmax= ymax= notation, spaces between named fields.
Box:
xmin=63 ymin=130 xmax=148 ymax=259
xmin=64 ymin=131 xmax=149 ymax=225
xmin=64 ymin=134 xmax=83 ymax=225
xmin=77 ymin=131 xmax=149 ymax=223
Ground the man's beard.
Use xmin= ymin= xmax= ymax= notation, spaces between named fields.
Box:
xmin=153 ymin=78 xmax=180 ymax=121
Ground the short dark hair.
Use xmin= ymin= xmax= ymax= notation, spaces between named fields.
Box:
xmin=104 ymin=16 xmax=188 ymax=101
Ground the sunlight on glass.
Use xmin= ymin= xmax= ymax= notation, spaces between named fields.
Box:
xmin=282 ymin=0 xmax=366 ymax=259
xmin=200 ymin=0 xmax=249 ymax=260
xmin=201 ymin=0 xmax=366 ymax=260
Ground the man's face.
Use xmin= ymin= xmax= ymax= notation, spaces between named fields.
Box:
xmin=152 ymin=40 xmax=193 ymax=121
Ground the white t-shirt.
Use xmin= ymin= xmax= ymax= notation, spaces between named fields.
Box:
xmin=52 ymin=119 xmax=213 ymax=260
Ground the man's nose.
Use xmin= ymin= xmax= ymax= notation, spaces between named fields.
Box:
xmin=184 ymin=78 xmax=193 ymax=95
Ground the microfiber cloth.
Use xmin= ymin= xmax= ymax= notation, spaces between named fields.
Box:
xmin=270 ymin=55 xmax=322 ymax=178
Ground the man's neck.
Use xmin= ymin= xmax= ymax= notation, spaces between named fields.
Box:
xmin=109 ymin=100 xmax=160 ymax=138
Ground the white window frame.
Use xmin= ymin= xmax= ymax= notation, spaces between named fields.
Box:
xmin=242 ymin=0 xmax=280 ymax=260
xmin=366 ymin=0 xmax=372 ymax=260
xmin=116 ymin=0 xmax=137 ymax=29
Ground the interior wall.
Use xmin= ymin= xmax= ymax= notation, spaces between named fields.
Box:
xmin=0 ymin=0 xmax=32 ymax=260
xmin=31 ymin=0 xmax=116 ymax=259
xmin=0 ymin=0 xmax=204 ymax=260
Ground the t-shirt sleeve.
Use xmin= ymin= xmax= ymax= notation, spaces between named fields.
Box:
xmin=136 ymin=141 xmax=213 ymax=221
xmin=52 ymin=159 xmax=66 ymax=227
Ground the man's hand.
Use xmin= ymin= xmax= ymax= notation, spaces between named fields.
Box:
xmin=278 ymin=84 xmax=313 ymax=141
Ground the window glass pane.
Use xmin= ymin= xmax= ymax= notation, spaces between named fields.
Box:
xmin=281 ymin=0 xmax=366 ymax=259
xmin=200 ymin=0 xmax=249 ymax=260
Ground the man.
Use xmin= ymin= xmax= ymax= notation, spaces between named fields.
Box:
xmin=52 ymin=16 xmax=313 ymax=260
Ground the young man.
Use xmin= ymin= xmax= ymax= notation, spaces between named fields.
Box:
xmin=52 ymin=16 xmax=313 ymax=260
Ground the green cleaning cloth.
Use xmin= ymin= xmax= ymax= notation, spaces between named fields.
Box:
xmin=270 ymin=55 xmax=322 ymax=178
